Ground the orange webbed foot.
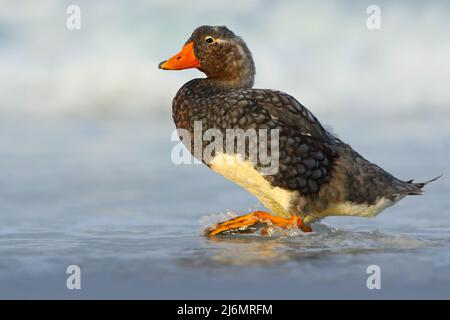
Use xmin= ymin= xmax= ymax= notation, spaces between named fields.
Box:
xmin=205 ymin=211 xmax=305 ymax=236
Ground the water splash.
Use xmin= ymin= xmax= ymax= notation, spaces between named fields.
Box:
xmin=199 ymin=211 xmax=238 ymax=230
xmin=199 ymin=215 xmax=434 ymax=252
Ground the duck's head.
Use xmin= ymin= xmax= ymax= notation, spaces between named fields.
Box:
xmin=159 ymin=25 xmax=255 ymax=88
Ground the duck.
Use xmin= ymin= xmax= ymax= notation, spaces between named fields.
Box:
xmin=158 ymin=25 xmax=439 ymax=236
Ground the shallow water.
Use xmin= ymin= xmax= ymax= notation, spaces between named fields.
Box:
xmin=0 ymin=117 xmax=449 ymax=299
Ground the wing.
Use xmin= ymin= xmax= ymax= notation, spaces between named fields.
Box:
xmin=225 ymin=89 xmax=339 ymax=195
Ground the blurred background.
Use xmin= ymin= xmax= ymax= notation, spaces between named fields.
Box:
xmin=1 ymin=0 xmax=450 ymax=121
xmin=0 ymin=0 xmax=449 ymax=299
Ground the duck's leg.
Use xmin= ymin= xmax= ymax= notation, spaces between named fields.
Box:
xmin=206 ymin=211 xmax=306 ymax=236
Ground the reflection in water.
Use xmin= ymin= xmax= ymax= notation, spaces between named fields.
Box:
xmin=177 ymin=224 xmax=437 ymax=268
xmin=206 ymin=237 xmax=290 ymax=266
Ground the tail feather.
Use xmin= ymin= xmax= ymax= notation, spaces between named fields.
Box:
xmin=407 ymin=174 xmax=442 ymax=195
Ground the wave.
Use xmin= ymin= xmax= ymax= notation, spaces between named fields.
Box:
xmin=1 ymin=0 xmax=450 ymax=120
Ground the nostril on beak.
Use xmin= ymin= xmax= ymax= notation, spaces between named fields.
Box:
xmin=176 ymin=56 xmax=181 ymax=60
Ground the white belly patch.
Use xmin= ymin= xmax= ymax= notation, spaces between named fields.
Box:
xmin=209 ymin=153 xmax=398 ymax=222
xmin=311 ymin=197 xmax=397 ymax=219
xmin=209 ymin=153 xmax=297 ymax=218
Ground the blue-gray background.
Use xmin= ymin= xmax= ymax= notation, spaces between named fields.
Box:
xmin=0 ymin=0 xmax=449 ymax=299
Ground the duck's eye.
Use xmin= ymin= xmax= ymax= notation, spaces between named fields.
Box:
xmin=205 ymin=36 xmax=214 ymax=44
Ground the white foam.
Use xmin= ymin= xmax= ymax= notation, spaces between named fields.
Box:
xmin=1 ymin=1 xmax=450 ymax=120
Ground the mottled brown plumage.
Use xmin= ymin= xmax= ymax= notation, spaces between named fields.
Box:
xmin=160 ymin=25 xmax=438 ymax=230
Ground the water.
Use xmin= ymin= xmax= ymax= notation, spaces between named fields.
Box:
xmin=1 ymin=0 xmax=450 ymax=300
xmin=0 ymin=117 xmax=449 ymax=299
xmin=2 ymin=1 xmax=450 ymax=120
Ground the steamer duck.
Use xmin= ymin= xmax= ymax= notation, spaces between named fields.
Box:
xmin=159 ymin=25 xmax=438 ymax=236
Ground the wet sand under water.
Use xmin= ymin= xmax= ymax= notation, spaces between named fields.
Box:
xmin=0 ymin=118 xmax=449 ymax=299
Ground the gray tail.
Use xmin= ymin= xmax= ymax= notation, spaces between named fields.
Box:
xmin=405 ymin=174 xmax=442 ymax=195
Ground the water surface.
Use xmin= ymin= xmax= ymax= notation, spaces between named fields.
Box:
xmin=0 ymin=118 xmax=449 ymax=299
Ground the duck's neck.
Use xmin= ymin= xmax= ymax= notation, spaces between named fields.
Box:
xmin=202 ymin=49 xmax=255 ymax=89
xmin=205 ymin=70 xmax=255 ymax=89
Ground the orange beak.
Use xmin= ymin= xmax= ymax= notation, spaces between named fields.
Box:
xmin=158 ymin=42 xmax=200 ymax=70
